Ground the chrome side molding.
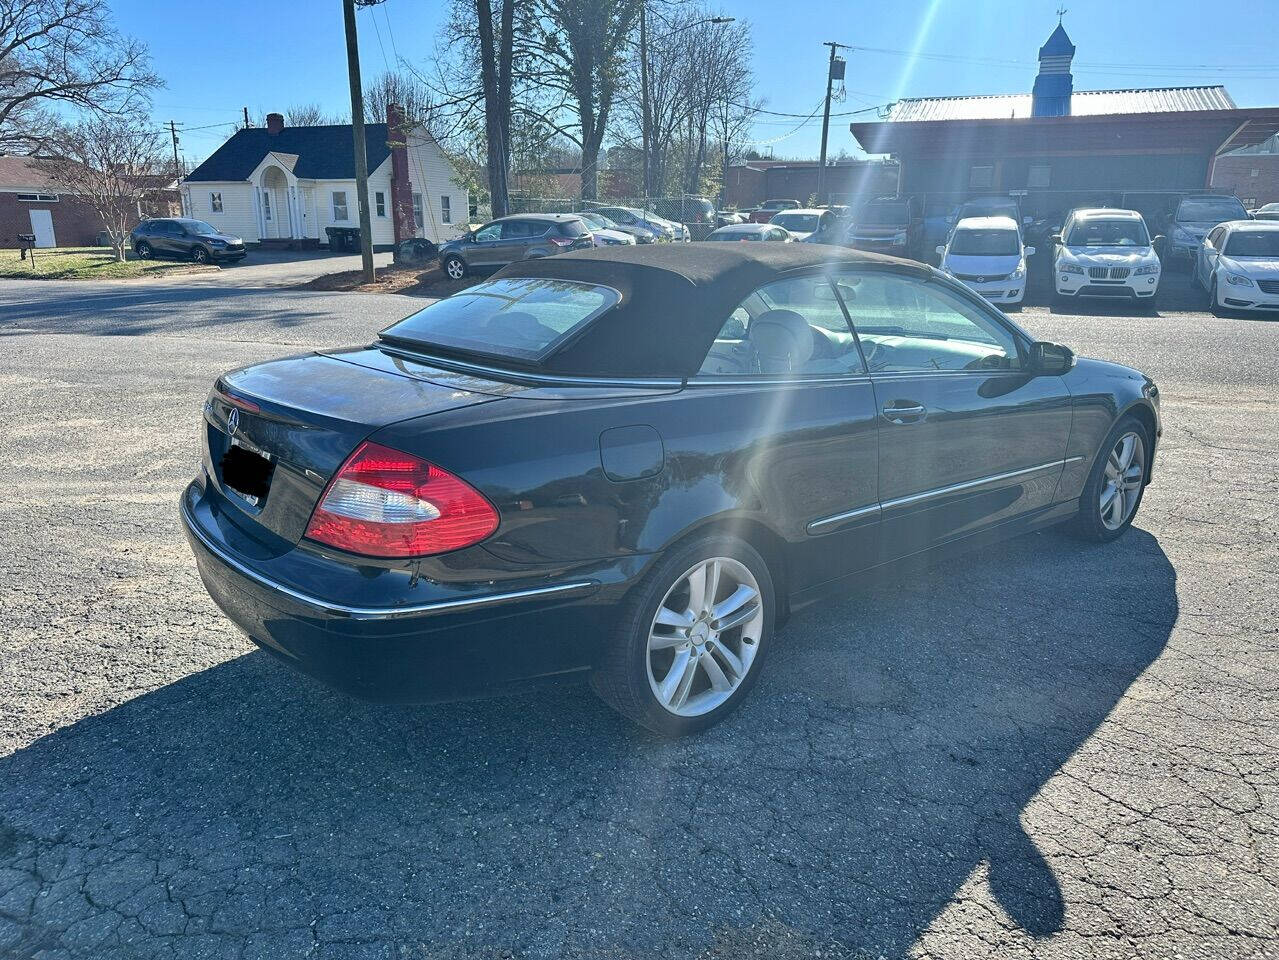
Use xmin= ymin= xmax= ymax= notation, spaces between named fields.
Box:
xmin=807 ymin=457 xmax=1085 ymax=535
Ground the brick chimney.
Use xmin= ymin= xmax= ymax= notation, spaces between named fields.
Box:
xmin=265 ymin=112 xmax=284 ymax=135
xmin=387 ymin=103 xmax=416 ymax=245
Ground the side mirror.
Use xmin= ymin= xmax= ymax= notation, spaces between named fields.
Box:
xmin=1050 ymin=234 xmax=1063 ymax=245
xmin=1023 ymin=215 xmax=1034 ymax=225
xmin=1152 ymin=235 xmax=1166 ymax=256
xmin=1024 ymin=245 xmax=1036 ymax=257
xmin=1030 ymin=341 xmax=1075 ymax=375
xmin=935 ymin=245 xmax=946 ymax=255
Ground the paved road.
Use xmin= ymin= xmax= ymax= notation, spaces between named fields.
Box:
xmin=0 ymin=276 xmax=1275 ymax=959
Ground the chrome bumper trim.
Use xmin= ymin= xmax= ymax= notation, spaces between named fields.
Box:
xmin=180 ymin=496 xmax=597 ymax=620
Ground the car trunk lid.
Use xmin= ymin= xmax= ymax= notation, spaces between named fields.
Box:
xmin=203 ymin=352 xmax=502 ymax=549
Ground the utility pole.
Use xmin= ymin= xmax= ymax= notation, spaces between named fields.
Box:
xmin=639 ymin=1 xmax=651 ymax=198
xmin=168 ymin=121 xmax=181 ymax=180
xmin=243 ymin=107 xmax=251 ymax=130
xmin=817 ymin=42 xmax=849 ymax=206
xmin=342 ymin=0 xmax=376 ymax=284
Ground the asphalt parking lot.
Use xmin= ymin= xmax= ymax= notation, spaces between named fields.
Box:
xmin=0 ymin=272 xmax=1275 ymax=959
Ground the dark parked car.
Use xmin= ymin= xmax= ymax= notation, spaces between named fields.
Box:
xmin=131 ymin=218 xmax=245 ymax=264
xmin=182 ymin=245 xmax=1161 ymax=735
xmin=847 ymin=197 xmax=923 ymax=260
xmin=437 ymin=213 xmax=593 ymax=279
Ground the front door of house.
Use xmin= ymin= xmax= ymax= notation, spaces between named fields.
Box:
xmin=29 ymin=209 xmax=55 ymax=247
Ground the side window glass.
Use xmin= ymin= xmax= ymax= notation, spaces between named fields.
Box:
xmin=698 ymin=276 xmax=866 ymax=378
xmin=840 ymin=274 xmax=1020 ymax=373
xmin=501 ymin=220 xmax=533 ymax=240
xmin=475 ymin=223 xmax=501 ymax=241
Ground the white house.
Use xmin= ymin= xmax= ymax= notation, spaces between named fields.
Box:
xmin=180 ymin=109 xmax=468 ymax=248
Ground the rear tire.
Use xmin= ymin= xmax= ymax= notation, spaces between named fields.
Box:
xmin=443 ymin=255 xmax=466 ymax=280
xmin=591 ymin=534 xmax=775 ymax=736
xmin=1068 ymin=415 xmax=1151 ymax=543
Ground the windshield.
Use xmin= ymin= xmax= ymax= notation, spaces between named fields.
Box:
xmin=961 ymin=201 xmax=1018 ymax=220
xmin=708 ymin=229 xmax=761 ymax=241
xmin=771 ymin=213 xmax=820 ymax=232
xmin=580 ymin=213 xmax=617 ymax=230
xmin=1223 ymin=231 xmax=1279 ymax=257
xmin=858 ymin=203 xmax=908 ymax=226
xmin=949 ymin=229 xmax=1020 ymax=256
xmin=180 ymin=219 xmax=217 ymax=235
xmin=1177 ymin=198 xmax=1247 ymax=222
xmin=380 ymin=278 xmax=619 ymax=363
xmin=1066 ymin=219 xmax=1150 ymax=247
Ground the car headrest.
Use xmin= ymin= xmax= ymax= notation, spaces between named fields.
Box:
xmin=750 ymin=309 xmax=814 ymax=374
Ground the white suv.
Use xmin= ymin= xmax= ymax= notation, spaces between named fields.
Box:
xmin=1053 ymin=209 xmax=1161 ymax=308
xmin=936 ymin=216 xmax=1031 ymax=308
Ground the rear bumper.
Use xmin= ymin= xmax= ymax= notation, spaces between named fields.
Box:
xmin=180 ymin=481 xmax=643 ymax=703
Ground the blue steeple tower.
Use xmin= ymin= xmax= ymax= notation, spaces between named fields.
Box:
xmin=1032 ymin=19 xmax=1076 ymax=117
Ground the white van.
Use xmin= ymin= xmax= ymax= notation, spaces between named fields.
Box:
xmin=936 ymin=216 xmax=1031 ymax=308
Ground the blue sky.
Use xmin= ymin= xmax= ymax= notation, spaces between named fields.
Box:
xmin=112 ymin=0 xmax=1279 ymax=166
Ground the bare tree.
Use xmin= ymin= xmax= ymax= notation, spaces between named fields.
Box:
xmin=362 ymin=70 xmax=434 ymax=127
xmin=0 ymin=0 xmax=159 ymax=151
xmin=284 ymin=103 xmax=346 ymax=126
xmin=525 ymin=0 xmax=642 ymax=201
xmin=49 ymin=113 xmax=171 ymax=262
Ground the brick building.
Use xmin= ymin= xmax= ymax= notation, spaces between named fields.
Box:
xmin=0 ymin=155 xmax=105 ymax=249
xmin=1211 ymin=136 xmax=1279 ymax=209
xmin=725 ymin=159 xmax=900 ymax=209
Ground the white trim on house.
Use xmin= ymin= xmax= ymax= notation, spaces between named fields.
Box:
xmin=179 ymin=124 xmax=469 ymax=246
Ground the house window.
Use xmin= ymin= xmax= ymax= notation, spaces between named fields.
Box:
xmin=210 ymin=192 xmax=223 ymax=212
xmin=262 ymin=191 xmax=272 ymax=221
xmin=16 ymin=193 xmax=59 ymax=202
xmin=1028 ymin=164 xmax=1051 ymax=188
xmin=969 ymin=165 xmax=994 ymax=189
xmin=1251 ymin=169 xmax=1260 ymax=178
xmin=332 ymin=191 xmax=349 ymax=221
xmin=441 ymin=195 xmax=451 ymax=224
xmin=468 ymin=199 xmax=478 ymax=220
xmin=375 ymin=191 xmax=386 ymax=217
xmin=412 ymin=192 xmax=424 ymax=230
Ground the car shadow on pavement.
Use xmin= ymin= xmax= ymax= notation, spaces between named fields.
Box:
xmin=0 ymin=528 xmax=1177 ymax=959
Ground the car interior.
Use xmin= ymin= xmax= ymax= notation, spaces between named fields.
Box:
xmin=699 ymin=275 xmax=1018 ymax=377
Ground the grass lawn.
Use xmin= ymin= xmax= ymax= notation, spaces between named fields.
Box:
xmin=0 ymin=246 xmax=218 ymax=280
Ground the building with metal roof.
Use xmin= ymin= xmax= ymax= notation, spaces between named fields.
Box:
xmin=849 ymin=20 xmax=1279 ymax=230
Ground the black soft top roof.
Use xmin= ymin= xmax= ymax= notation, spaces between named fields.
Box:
xmin=496 ymin=244 xmax=931 ymax=378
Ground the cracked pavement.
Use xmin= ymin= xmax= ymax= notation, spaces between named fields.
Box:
xmin=0 ymin=274 xmax=1275 ymax=959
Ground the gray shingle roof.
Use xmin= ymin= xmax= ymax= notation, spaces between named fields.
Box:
xmin=184 ymin=124 xmax=391 ymax=182
xmin=884 ymin=86 xmax=1236 ymax=123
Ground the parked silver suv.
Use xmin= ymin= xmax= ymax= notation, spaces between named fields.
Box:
xmin=438 ymin=214 xmax=593 ymax=279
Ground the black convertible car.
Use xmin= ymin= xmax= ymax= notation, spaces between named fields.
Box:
xmin=182 ymin=245 xmax=1161 ymax=734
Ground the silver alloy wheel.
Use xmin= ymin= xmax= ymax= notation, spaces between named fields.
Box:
xmin=445 ymin=257 xmax=465 ymax=280
xmin=646 ymin=556 xmax=763 ymax=717
xmin=1100 ymin=432 xmax=1145 ymax=530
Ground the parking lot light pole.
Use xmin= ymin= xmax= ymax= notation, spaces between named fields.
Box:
xmin=640 ymin=11 xmax=735 ymax=199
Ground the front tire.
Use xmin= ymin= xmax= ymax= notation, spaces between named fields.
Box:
xmin=1208 ymin=277 xmax=1225 ymax=317
xmin=442 ymin=255 xmax=467 ymax=280
xmin=136 ymin=241 xmax=153 ymax=260
xmin=592 ymin=534 xmax=775 ymax=735
xmin=191 ymin=246 xmax=210 ymax=265
xmin=1068 ymin=415 xmax=1151 ymax=542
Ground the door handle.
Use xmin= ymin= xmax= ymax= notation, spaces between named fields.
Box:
xmin=882 ymin=402 xmax=927 ymax=423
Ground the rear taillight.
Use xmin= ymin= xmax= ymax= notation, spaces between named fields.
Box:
xmin=304 ymin=441 xmax=498 ymax=558
xmin=548 ymin=236 xmax=575 ymax=247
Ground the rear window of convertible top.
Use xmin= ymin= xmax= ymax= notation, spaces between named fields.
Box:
xmin=380 ymin=277 xmax=620 ymax=364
